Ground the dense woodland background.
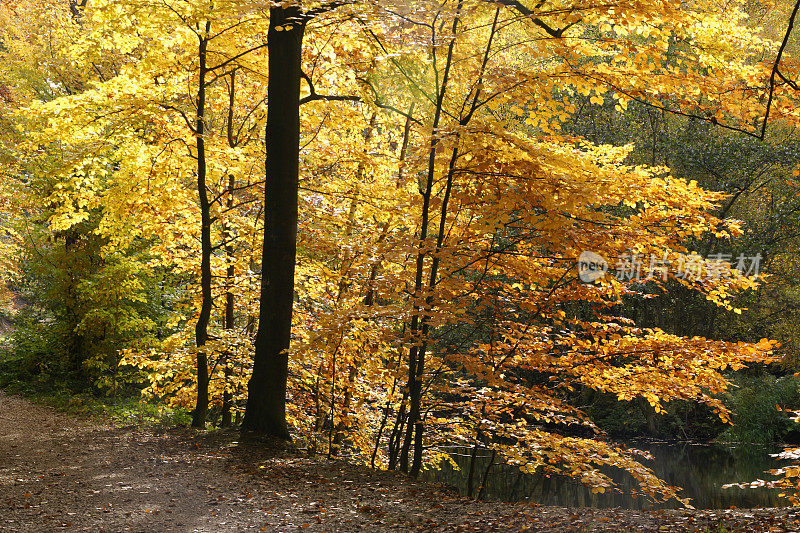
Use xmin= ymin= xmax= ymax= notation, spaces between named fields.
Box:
xmin=2 ymin=0 xmax=800 ymax=506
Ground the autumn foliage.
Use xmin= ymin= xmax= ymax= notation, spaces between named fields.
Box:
xmin=2 ymin=0 xmax=798 ymax=507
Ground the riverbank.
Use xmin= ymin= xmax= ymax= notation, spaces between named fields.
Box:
xmin=1 ymin=390 xmax=798 ymax=532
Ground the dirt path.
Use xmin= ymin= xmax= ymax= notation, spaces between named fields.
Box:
xmin=2 ymin=391 xmax=800 ymax=532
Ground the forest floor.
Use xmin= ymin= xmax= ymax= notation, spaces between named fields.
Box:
xmin=1 ymin=391 xmax=800 ymax=532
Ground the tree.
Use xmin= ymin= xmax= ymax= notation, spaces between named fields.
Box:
xmin=240 ymin=2 xmax=306 ymax=438
xmin=0 ymin=0 xmax=168 ymax=387
xmin=5 ymin=0 xmax=270 ymax=422
xmin=241 ymin=0 xmax=364 ymax=437
xmin=239 ymin=0 xmax=783 ymax=440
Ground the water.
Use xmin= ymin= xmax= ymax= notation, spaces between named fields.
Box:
xmin=423 ymin=441 xmax=788 ymax=509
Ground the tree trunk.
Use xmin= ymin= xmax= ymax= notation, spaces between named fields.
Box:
xmin=192 ymin=27 xmax=213 ymax=429
xmin=221 ymin=71 xmax=239 ymax=429
xmin=62 ymin=228 xmax=84 ymax=376
xmin=399 ymin=9 xmax=460 ymax=475
xmin=241 ymin=5 xmax=306 ymax=439
xmin=478 ymin=449 xmax=496 ymax=500
xmin=467 ymin=443 xmax=480 ymax=498
xmin=221 ymin=176 xmax=236 ymax=428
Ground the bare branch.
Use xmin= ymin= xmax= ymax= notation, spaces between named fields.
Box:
xmin=300 ymin=93 xmax=361 ymax=105
xmin=207 ymin=43 xmax=268 ymax=73
xmin=570 ymin=68 xmax=765 ymax=139
xmin=159 ymin=103 xmax=197 ymax=134
xmin=358 ymin=77 xmax=423 ymax=125
xmin=299 ymin=70 xmax=360 ymax=105
xmin=492 ymin=0 xmax=579 ymax=38
xmin=204 ymin=66 xmax=239 ymax=89
xmin=762 ymin=0 xmax=800 ymax=139
xmin=777 ymin=69 xmax=800 ymax=91
xmin=460 ymin=6 xmax=501 ymax=125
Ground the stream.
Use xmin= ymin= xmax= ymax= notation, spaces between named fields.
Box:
xmin=423 ymin=441 xmax=789 ymax=509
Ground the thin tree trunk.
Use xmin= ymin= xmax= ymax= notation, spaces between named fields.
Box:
xmin=468 ymin=413 xmax=486 ymax=498
xmin=371 ymin=106 xmax=414 ymax=468
xmin=409 ymin=146 xmax=459 ymax=476
xmin=62 ymin=229 xmax=84 ymax=376
xmin=192 ymin=25 xmax=213 ymax=429
xmin=398 ymin=2 xmax=499 ymax=477
xmin=399 ymin=5 xmax=462 ymax=475
xmin=478 ymin=449 xmax=496 ymax=500
xmin=467 ymin=443 xmax=480 ymax=498
xmin=387 ymin=398 xmax=407 ymax=470
xmin=332 ymin=112 xmax=378 ymax=454
xmin=221 ymin=173 xmax=236 ymax=428
xmin=221 ymin=70 xmax=239 ymax=429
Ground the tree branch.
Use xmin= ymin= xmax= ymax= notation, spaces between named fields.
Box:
xmin=207 ymin=43 xmax=268 ymax=73
xmin=300 ymin=94 xmax=361 ymax=104
xmin=159 ymin=103 xmax=197 ymax=134
xmin=572 ymin=70 xmax=765 ymax=139
xmin=299 ymin=70 xmax=360 ymax=105
xmin=460 ymin=6 xmax=501 ymax=125
xmin=492 ymin=0 xmax=579 ymax=38
xmin=762 ymin=0 xmax=800 ymax=139
xmin=304 ymin=0 xmax=353 ymax=20
xmin=358 ymin=76 xmax=423 ymax=125
xmin=777 ymin=69 xmax=800 ymax=91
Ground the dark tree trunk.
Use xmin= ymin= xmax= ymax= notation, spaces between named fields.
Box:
xmin=478 ymin=448 xmax=496 ymax=500
xmin=69 ymin=0 xmax=88 ymax=21
xmin=241 ymin=5 xmax=306 ymax=439
xmin=399 ymin=27 xmax=458 ymax=477
xmin=192 ymin=27 xmax=213 ymax=429
xmin=221 ymin=70 xmax=239 ymax=429
xmin=221 ymin=176 xmax=236 ymax=428
xmin=467 ymin=443 xmax=480 ymax=498
xmin=63 ymin=229 xmax=85 ymax=376
xmin=387 ymin=393 xmax=407 ymax=470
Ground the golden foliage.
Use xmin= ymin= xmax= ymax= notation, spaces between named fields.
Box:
xmin=2 ymin=0 xmax=794 ymax=506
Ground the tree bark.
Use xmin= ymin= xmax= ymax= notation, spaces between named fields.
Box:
xmin=467 ymin=443 xmax=480 ymax=498
xmin=221 ymin=71 xmax=239 ymax=429
xmin=241 ymin=4 xmax=306 ymax=438
xmin=192 ymin=26 xmax=213 ymax=429
xmin=399 ymin=5 xmax=461 ymax=476
xmin=62 ymin=228 xmax=84 ymax=375
xmin=221 ymin=173 xmax=236 ymax=428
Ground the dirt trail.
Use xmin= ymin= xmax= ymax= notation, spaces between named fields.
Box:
xmin=2 ymin=391 xmax=800 ymax=532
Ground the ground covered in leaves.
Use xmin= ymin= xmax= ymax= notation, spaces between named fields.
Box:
xmin=1 ymin=391 xmax=799 ymax=532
